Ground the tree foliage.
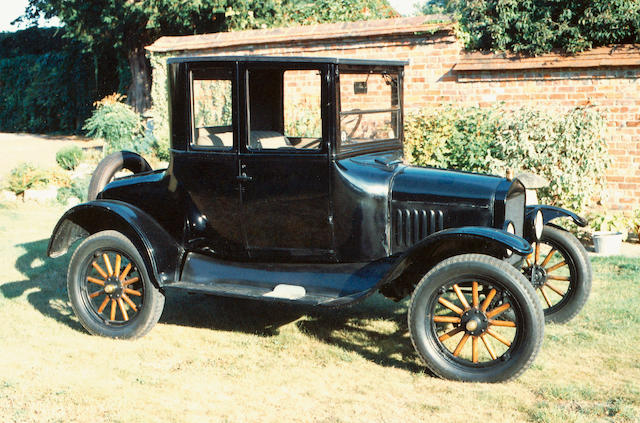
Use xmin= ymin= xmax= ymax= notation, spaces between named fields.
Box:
xmin=419 ymin=0 xmax=640 ymax=55
xmin=0 ymin=27 xmax=66 ymax=57
xmin=419 ymin=0 xmax=459 ymax=15
xmin=20 ymin=0 xmax=396 ymax=111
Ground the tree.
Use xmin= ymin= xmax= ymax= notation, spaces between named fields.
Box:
xmin=418 ymin=0 xmax=458 ymax=15
xmin=436 ymin=0 xmax=640 ymax=55
xmin=20 ymin=0 xmax=397 ymax=112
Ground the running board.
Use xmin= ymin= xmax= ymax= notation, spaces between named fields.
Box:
xmin=165 ymin=281 xmax=338 ymax=305
xmin=163 ymin=252 xmax=395 ymax=306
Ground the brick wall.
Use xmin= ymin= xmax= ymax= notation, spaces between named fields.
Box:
xmin=148 ymin=17 xmax=640 ymax=211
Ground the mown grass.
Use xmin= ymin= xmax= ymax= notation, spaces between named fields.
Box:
xmin=0 ymin=202 xmax=638 ymax=422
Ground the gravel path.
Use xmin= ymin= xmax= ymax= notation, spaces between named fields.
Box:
xmin=0 ymin=133 xmax=100 ymax=178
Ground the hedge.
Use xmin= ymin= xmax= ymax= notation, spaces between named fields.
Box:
xmin=404 ymin=105 xmax=610 ymax=213
xmin=0 ymin=51 xmax=94 ymax=133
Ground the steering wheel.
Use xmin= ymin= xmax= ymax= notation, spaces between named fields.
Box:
xmin=300 ymin=138 xmax=322 ymax=149
xmin=340 ymin=110 xmax=363 ymax=143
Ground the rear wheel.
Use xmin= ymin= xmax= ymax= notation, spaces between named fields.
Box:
xmin=522 ymin=225 xmax=592 ymax=323
xmin=67 ymin=230 xmax=164 ymax=339
xmin=408 ymin=254 xmax=544 ymax=382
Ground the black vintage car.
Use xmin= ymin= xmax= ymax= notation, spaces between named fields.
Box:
xmin=48 ymin=56 xmax=591 ymax=382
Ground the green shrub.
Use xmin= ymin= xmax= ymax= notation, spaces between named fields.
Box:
xmin=629 ymin=209 xmax=640 ymax=241
xmin=56 ymin=146 xmax=84 ymax=170
xmin=152 ymin=135 xmax=170 ymax=162
xmin=5 ymin=163 xmax=49 ymax=195
xmin=404 ymin=105 xmax=610 ymax=213
xmin=589 ymin=212 xmax=628 ymax=233
xmin=404 ymin=105 xmax=502 ymax=173
xmin=589 ymin=211 xmax=629 ymax=241
xmin=57 ymin=174 xmax=91 ymax=204
xmin=83 ymin=94 xmax=152 ymax=155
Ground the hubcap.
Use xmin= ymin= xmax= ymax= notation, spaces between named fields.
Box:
xmin=461 ymin=308 xmax=489 ymax=336
xmin=525 ymin=264 xmax=547 ymax=288
xmin=525 ymin=240 xmax=573 ymax=310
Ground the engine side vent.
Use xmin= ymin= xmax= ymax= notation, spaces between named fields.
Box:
xmin=393 ymin=208 xmax=444 ymax=249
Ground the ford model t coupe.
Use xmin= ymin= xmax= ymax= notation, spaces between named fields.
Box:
xmin=48 ymin=56 xmax=591 ymax=382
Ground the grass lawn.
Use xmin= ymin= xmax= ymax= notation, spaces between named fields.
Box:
xmin=0 ymin=202 xmax=638 ymax=422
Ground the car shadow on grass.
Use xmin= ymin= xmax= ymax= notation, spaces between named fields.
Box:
xmin=160 ymin=291 xmax=306 ymax=336
xmin=0 ymin=239 xmax=84 ymax=332
xmin=4 ymin=239 xmax=425 ymax=372
xmin=298 ymin=296 xmax=424 ymax=372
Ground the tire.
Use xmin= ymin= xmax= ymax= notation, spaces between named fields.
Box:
xmin=67 ymin=230 xmax=164 ymax=339
xmin=408 ymin=254 xmax=544 ymax=383
xmin=87 ymin=151 xmax=152 ymax=200
xmin=523 ymin=225 xmax=592 ymax=324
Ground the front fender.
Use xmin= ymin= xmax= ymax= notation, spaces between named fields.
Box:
xmin=378 ymin=227 xmax=532 ymax=301
xmin=527 ymin=205 xmax=587 ymax=228
xmin=48 ymin=200 xmax=183 ymax=287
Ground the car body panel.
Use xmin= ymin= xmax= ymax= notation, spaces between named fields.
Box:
xmin=48 ymin=200 xmax=182 ymax=286
xmin=527 ymin=204 xmax=588 ymax=227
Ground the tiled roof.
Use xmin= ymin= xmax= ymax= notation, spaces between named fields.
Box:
xmin=454 ymin=45 xmax=640 ymax=71
xmin=147 ymin=15 xmax=454 ymax=53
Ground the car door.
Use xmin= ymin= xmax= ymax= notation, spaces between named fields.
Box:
xmin=238 ymin=63 xmax=333 ymax=261
xmin=172 ymin=62 xmax=246 ymax=259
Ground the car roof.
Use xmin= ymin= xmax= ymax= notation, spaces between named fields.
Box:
xmin=167 ymin=55 xmax=408 ymax=67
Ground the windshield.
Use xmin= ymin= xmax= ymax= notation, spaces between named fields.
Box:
xmin=339 ymin=70 xmax=400 ymax=150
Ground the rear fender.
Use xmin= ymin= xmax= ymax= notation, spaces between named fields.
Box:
xmin=527 ymin=205 xmax=587 ymax=228
xmin=379 ymin=227 xmax=532 ymax=301
xmin=47 ymin=200 xmax=182 ymax=287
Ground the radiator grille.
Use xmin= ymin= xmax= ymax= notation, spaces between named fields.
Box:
xmin=393 ymin=208 xmax=444 ymax=249
xmin=505 ymin=191 xmax=525 ymax=237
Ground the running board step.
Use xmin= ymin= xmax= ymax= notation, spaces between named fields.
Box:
xmin=167 ymin=252 xmax=397 ymax=306
xmin=165 ymin=281 xmax=337 ymax=305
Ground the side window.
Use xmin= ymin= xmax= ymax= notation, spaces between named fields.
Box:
xmin=247 ymin=68 xmax=322 ymax=151
xmin=191 ymin=68 xmax=233 ymax=149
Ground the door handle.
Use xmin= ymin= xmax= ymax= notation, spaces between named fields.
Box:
xmin=236 ymin=173 xmax=253 ymax=182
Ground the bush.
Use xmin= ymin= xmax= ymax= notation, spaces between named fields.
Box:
xmin=589 ymin=211 xmax=629 ymax=240
xmin=630 ymin=209 xmax=640 ymax=241
xmin=404 ymin=105 xmax=610 ymax=213
xmin=56 ymin=146 xmax=84 ymax=170
xmin=57 ymin=174 xmax=91 ymax=204
xmin=404 ymin=105 xmax=502 ymax=173
xmin=83 ymin=94 xmax=153 ymax=155
xmin=5 ymin=163 xmax=49 ymax=195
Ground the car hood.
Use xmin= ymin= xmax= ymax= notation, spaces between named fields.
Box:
xmin=391 ymin=164 xmax=504 ymax=209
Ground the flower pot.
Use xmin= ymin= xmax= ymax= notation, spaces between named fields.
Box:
xmin=592 ymin=231 xmax=624 ymax=255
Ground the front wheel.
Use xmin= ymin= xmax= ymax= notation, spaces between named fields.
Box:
xmin=408 ymin=254 xmax=544 ymax=383
xmin=522 ymin=225 xmax=592 ymax=323
xmin=67 ymin=230 xmax=164 ymax=339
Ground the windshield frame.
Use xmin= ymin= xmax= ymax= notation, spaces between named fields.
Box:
xmin=336 ymin=64 xmax=404 ymax=156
